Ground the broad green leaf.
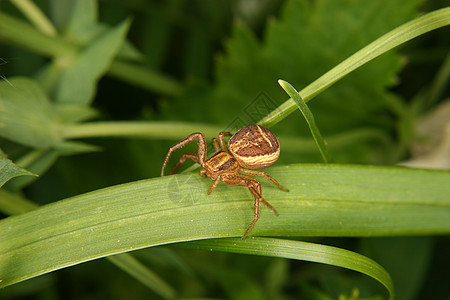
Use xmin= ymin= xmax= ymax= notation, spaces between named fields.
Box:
xmin=0 ymin=156 xmax=35 ymax=188
xmin=180 ymin=237 xmax=394 ymax=300
xmin=55 ymin=18 xmax=131 ymax=105
xmin=0 ymin=77 xmax=62 ymax=148
xmin=0 ymin=164 xmax=448 ymax=287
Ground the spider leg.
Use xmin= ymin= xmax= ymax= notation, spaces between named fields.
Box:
xmin=161 ymin=133 xmax=207 ymax=176
xmin=239 ymin=169 xmax=289 ymax=192
xmin=212 ymin=138 xmax=220 ymax=153
xmin=208 ymin=176 xmax=221 ymax=194
xmin=218 ymin=132 xmax=232 ymax=152
xmin=170 ymin=153 xmax=200 ymax=175
xmin=222 ymin=174 xmax=278 ymax=238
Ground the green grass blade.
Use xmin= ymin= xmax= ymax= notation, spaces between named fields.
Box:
xmin=278 ymin=80 xmax=332 ymax=163
xmin=107 ymin=253 xmax=176 ymax=299
xmin=62 ymin=121 xmax=223 ymax=140
xmin=179 ymin=237 xmax=394 ymax=300
xmin=0 ymin=164 xmax=448 ymax=287
xmin=259 ymin=7 xmax=450 ymax=127
xmin=10 ymin=0 xmax=57 ymax=36
xmin=0 ymin=157 xmax=35 ymax=188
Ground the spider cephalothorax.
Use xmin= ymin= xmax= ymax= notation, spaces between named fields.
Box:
xmin=161 ymin=125 xmax=288 ymax=238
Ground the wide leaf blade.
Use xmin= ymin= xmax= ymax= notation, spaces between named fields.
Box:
xmin=0 ymin=164 xmax=448 ymax=287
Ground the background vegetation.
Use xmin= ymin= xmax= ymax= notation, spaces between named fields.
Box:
xmin=0 ymin=0 xmax=449 ymax=299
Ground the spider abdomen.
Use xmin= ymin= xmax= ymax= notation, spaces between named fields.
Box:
xmin=228 ymin=125 xmax=280 ymax=169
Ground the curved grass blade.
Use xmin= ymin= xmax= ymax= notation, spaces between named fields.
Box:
xmin=278 ymin=80 xmax=332 ymax=163
xmin=179 ymin=237 xmax=394 ymax=300
xmin=259 ymin=7 xmax=450 ymax=127
xmin=0 ymin=164 xmax=448 ymax=287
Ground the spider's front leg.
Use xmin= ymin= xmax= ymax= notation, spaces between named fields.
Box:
xmin=161 ymin=133 xmax=208 ymax=176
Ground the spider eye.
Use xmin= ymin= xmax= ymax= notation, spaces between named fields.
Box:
xmin=228 ymin=125 xmax=280 ymax=169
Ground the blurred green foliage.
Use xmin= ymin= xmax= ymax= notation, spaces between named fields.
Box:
xmin=0 ymin=0 xmax=449 ymax=299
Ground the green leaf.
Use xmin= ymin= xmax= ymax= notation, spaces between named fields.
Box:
xmin=0 ymin=164 xmax=448 ymax=287
xmin=180 ymin=237 xmax=394 ymax=300
xmin=0 ymin=156 xmax=35 ymax=188
xmin=55 ymin=18 xmax=131 ymax=105
xmin=0 ymin=77 xmax=62 ymax=148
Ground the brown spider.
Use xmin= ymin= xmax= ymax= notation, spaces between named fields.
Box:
xmin=161 ymin=125 xmax=289 ymax=238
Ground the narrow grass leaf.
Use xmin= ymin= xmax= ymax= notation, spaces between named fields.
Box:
xmin=278 ymin=80 xmax=332 ymax=163
xmin=180 ymin=237 xmax=394 ymax=300
xmin=259 ymin=7 xmax=450 ymax=127
xmin=0 ymin=164 xmax=448 ymax=287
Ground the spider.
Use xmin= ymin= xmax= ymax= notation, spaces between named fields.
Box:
xmin=161 ymin=124 xmax=289 ymax=238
